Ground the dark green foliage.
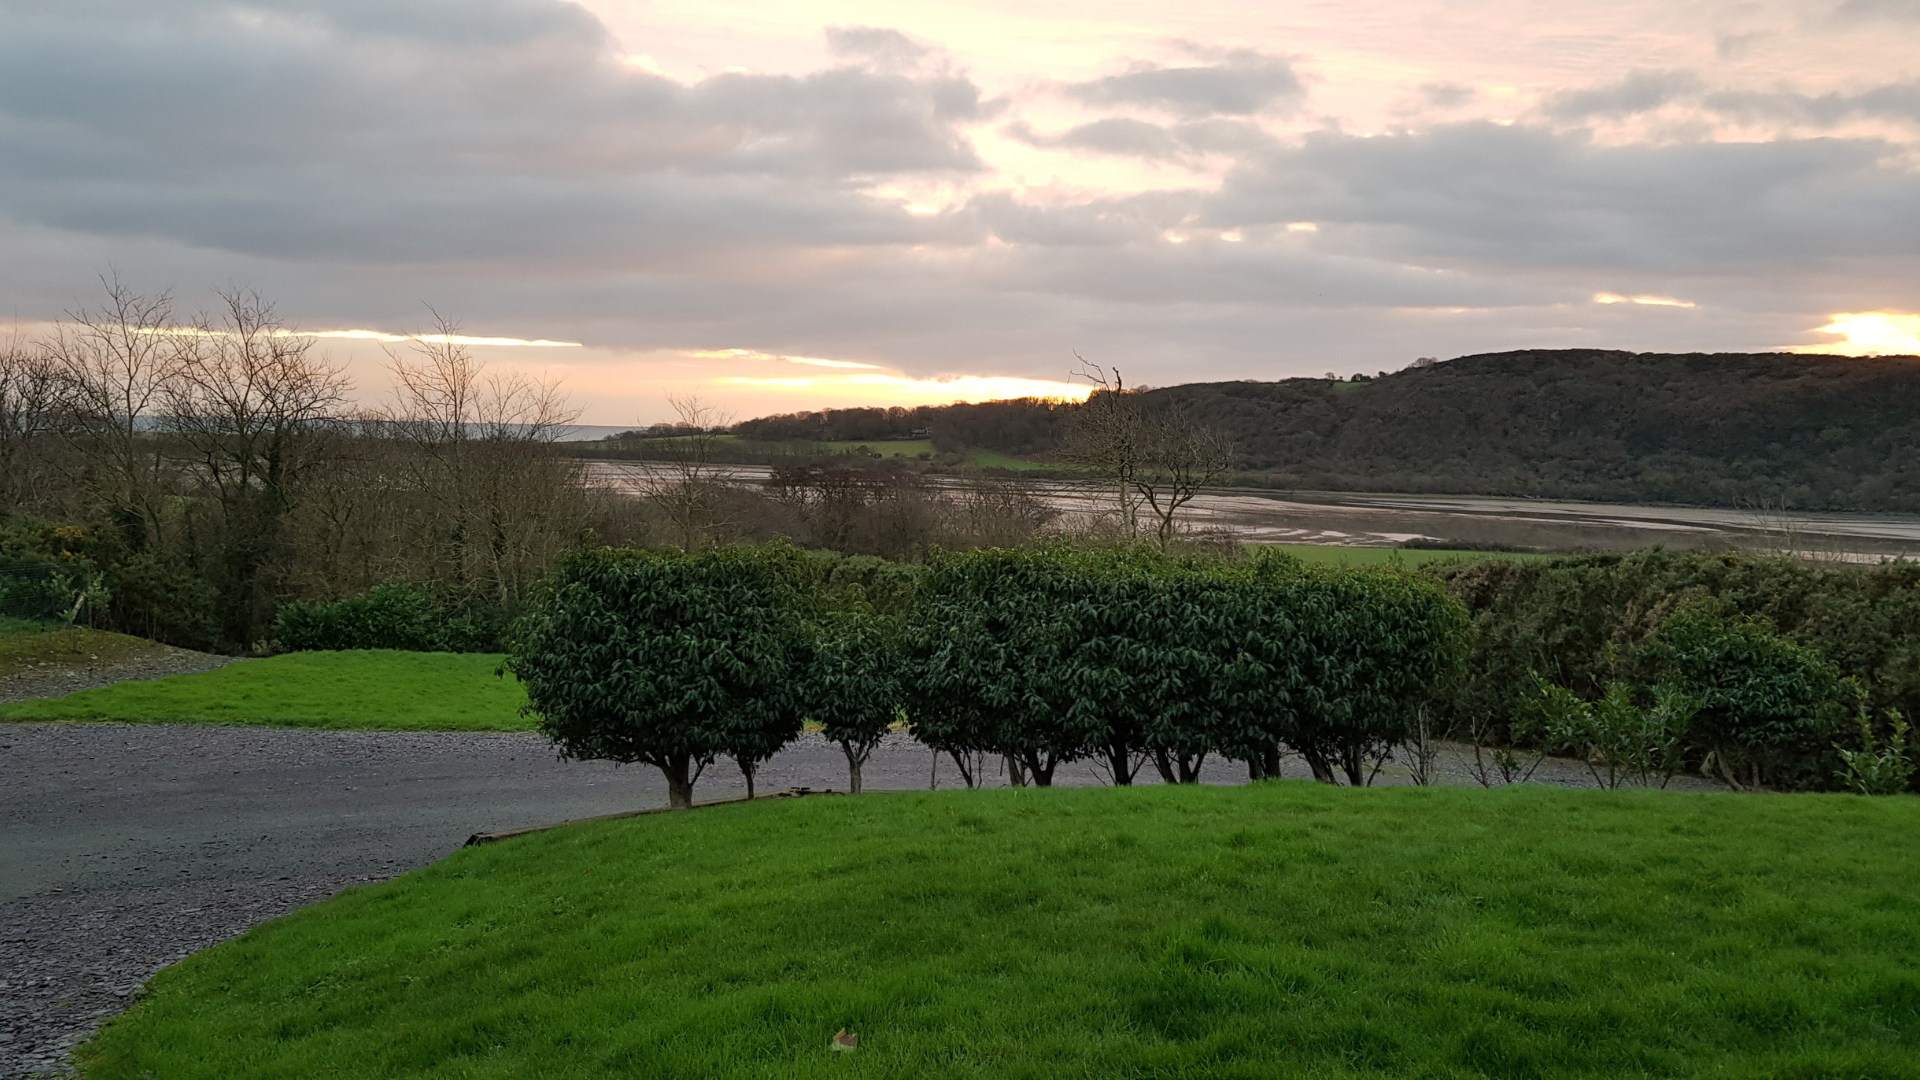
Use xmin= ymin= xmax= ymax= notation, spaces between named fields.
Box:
xmin=904 ymin=544 xmax=1468 ymax=787
xmin=271 ymin=585 xmax=503 ymax=653
xmin=1651 ymin=604 xmax=1853 ymax=790
xmin=797 ymin=603 xmax=904 ymax=794
xmin=508 ymin=544 xmax=811 ymax=808
xmin=777 ymin=351 xmax=1920 ymax=509
xmin=1431 ymin=550 xmax=1920 ymax=781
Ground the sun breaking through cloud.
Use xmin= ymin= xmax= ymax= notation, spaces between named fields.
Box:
xmin=1800 ymin=312 xmax=1920 ymax=356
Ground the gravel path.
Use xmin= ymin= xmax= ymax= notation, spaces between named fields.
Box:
xmin=0 ymin=718 xmax=1722 ymax=1078
xmin=0 ymin=648 xmax=242 ymax=707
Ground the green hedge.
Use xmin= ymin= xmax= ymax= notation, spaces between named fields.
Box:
xmin=509 ymin=542 xmax=1469 ymax=803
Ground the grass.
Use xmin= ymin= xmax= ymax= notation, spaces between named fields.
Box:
xmin=816 ymin=439 xmax=936 ymax=458
xmin=0 ymin=649 xmax=532 ymax=731
xmin=1273 ymin=544 xmax=1551 ymax=567
xmin=0 ymin=622 xmax=158 ymax=678
xmin=79 ymin=783 xmax=1920 ymax=1079
xmin=970 ymin=449 xmax=1058 ymax=471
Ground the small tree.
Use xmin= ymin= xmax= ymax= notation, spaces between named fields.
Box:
xmin=799 ymin=601 xmax=904 ymax=794
xmin=1652 ymin=603 xmax=1850 ymax=791
xmin=508 ymin=543 xmax=809 ymax=808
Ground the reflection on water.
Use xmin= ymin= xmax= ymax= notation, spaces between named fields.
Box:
xmin=579 ymin=461 xmax=1920 ymax=561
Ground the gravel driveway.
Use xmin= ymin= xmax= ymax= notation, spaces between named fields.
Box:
xmin=1 ymin=716 xmax=1721 ymax=1078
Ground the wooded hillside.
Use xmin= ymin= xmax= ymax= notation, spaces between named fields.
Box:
xmin=1153 ymin=350 xmax=1920 ymax=509
xmin=737 ymin=350 xmax=1920 ymax=510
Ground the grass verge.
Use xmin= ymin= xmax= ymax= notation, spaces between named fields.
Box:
xmin=0 ymin=649 xmax=531 ymax=730
xmin=79 ymin=783 xmax=1920 ymax=1078
xmin=0 ymin=623 xmax=160 ymax=678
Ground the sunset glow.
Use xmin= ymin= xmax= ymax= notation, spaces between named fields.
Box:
xmin=721 ymin=373 xmax=1096 ymax=403
xmin=4 ymin=0 xmax=1917 ymax=424
xmin=1802 ymin=313 xmax=1920 ymax=357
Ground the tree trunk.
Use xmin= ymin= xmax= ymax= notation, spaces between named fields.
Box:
xmin=1301 ymin=748 xmax=1339 ymax=785
xmin=1005 ymin=753 xmax=1028 ymax=787
xmin=1105 ymin=743 xmax=1136 ymax=785
xmin=1246 ymin=743 xmax=1282 ymax=781
xmin=1176 ymin=752 xmax=1206 ymax=784
xmin=1022 ymin=751 xmax=1057 ymax=787
xmin=841 ymin=740 xmax=865 ymax=795
xmin=662 ymin=755 xmax=697 ymax=809
xmin=1151 ymin=748 xmax=1177 ymax=784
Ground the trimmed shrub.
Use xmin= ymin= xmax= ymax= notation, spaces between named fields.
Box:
xmin=507 ymin=543 xmax=811 ymax=808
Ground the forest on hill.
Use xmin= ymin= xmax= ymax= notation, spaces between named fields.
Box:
xmin=735 ymin=350 xmax=1920 ymax=510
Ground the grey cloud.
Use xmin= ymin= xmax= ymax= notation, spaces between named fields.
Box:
xmin=825 ymin=26 xmax=932 ymax=71
xmin=1007 ymin=117 xmax=1274 ymax=162
xmin=1205 ymin=120 xmax=1920 ymax=276
xmin=1541 ymin=70 xmax=1702 ymax=120
xmin=1831 ymin=0 xmax=1920 ymax=23
xmin=1705 ymin=81 xmax=1920 ymax=126
xmin=0 ymin=0 xmax=1911 ymax=384
xmin=1422 ymin=83 xmax=1478 ymax=109
xmin=0 ymin=1 xmax=985 ymax=263
xmin=1065 ymin=50 xmax=1303 ymax=118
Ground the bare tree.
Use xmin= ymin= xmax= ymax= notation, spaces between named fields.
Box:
xmin=163 ymin=289 xmax=351 ymax=644
xmin=1061 ymin=357 xmax=1144 ymax=539
xmin=383 ymin=314 xmax=586 ymax=605
xmin=43 ymin=278 xmax=188 ymax=549
xmin=1133 ymin=403 xmax=1234 ymax=550
xmin=1064 ymin=356 xmax=1232 ymax=548
xmin=646 ymin=394 xmax=736 ymax=550
xmin=0 ymin=330 xmax=63 ymax=507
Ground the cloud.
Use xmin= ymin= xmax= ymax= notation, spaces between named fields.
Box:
xmin=1705 ymin=81 xmax=1920 ymax=127
xmin=1 ymin=0 xmax=1917 ymax=417
xmin=825 ymin=26 xmax=933 ymax=72
xmin=1540 ymin=69 xmax=1702 ymax=121
xmin=0 ymin=0 xmax=986 ymax=266
xmin=1831 ymin=0 xmax=1920 ymax=24
xmin=1421 ymin=83 xmax=1478 ymax=109
xmin=1064 ymin=49 xmax=1304 ymax=118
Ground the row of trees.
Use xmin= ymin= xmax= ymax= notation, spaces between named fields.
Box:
xmin=507 ymin=542 xmax=1469 ymax=807
xmin=1 ymin=282 xmax=593 ymax=650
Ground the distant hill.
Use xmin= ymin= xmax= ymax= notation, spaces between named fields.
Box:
xmin=731 ymin=350 xmax=1920 ymax=510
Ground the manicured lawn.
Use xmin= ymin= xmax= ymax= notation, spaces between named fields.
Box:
xmin=0 ymin=650 xmax=532 ymax=731
xmin=79 ymin=783 xmax=1920 ymax=1078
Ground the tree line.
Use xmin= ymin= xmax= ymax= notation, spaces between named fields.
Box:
xmin=0 ymin=283 xmax=596 ymax=650
xmin=1 ymin=284 xmax=1077 ymax=651
xmin=507 ymin=542 xmax=1468 ymax=807
xmin=720 ymin=349 xmax=1920 ymax=511
xmin=506 ymin=541 xmax=1919 ymax=804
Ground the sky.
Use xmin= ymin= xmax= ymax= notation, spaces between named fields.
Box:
xmin=2 ymin=0 xmax=1918 ymax=425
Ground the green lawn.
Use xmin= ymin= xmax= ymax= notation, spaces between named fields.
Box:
xmin=0 ymin=649 xmax=531 ymax=730
xmin=79 ymin=783 xmax=1920 ymax=1079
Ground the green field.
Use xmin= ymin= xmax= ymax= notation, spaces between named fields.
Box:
xmin=79 ymin=783 xmax=1920 ymax=1079
xmin=0 ymin=650 xmax=531 ymax=730
xmin=816 ymin=438 xmax=935 ymax=458
xmin=1272 ymin=544 xmax=1551 ymax=567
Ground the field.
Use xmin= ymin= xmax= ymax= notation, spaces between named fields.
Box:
xmin=77 ymin=783 xmax=1920 ymax=1079
xmin=1272 ymin=544 xmax=1551 ymax=567
xmin=0 ymin=650 xmax=531 ymax=731
xmin=815 ymin=438 xmax=935 ymax=458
